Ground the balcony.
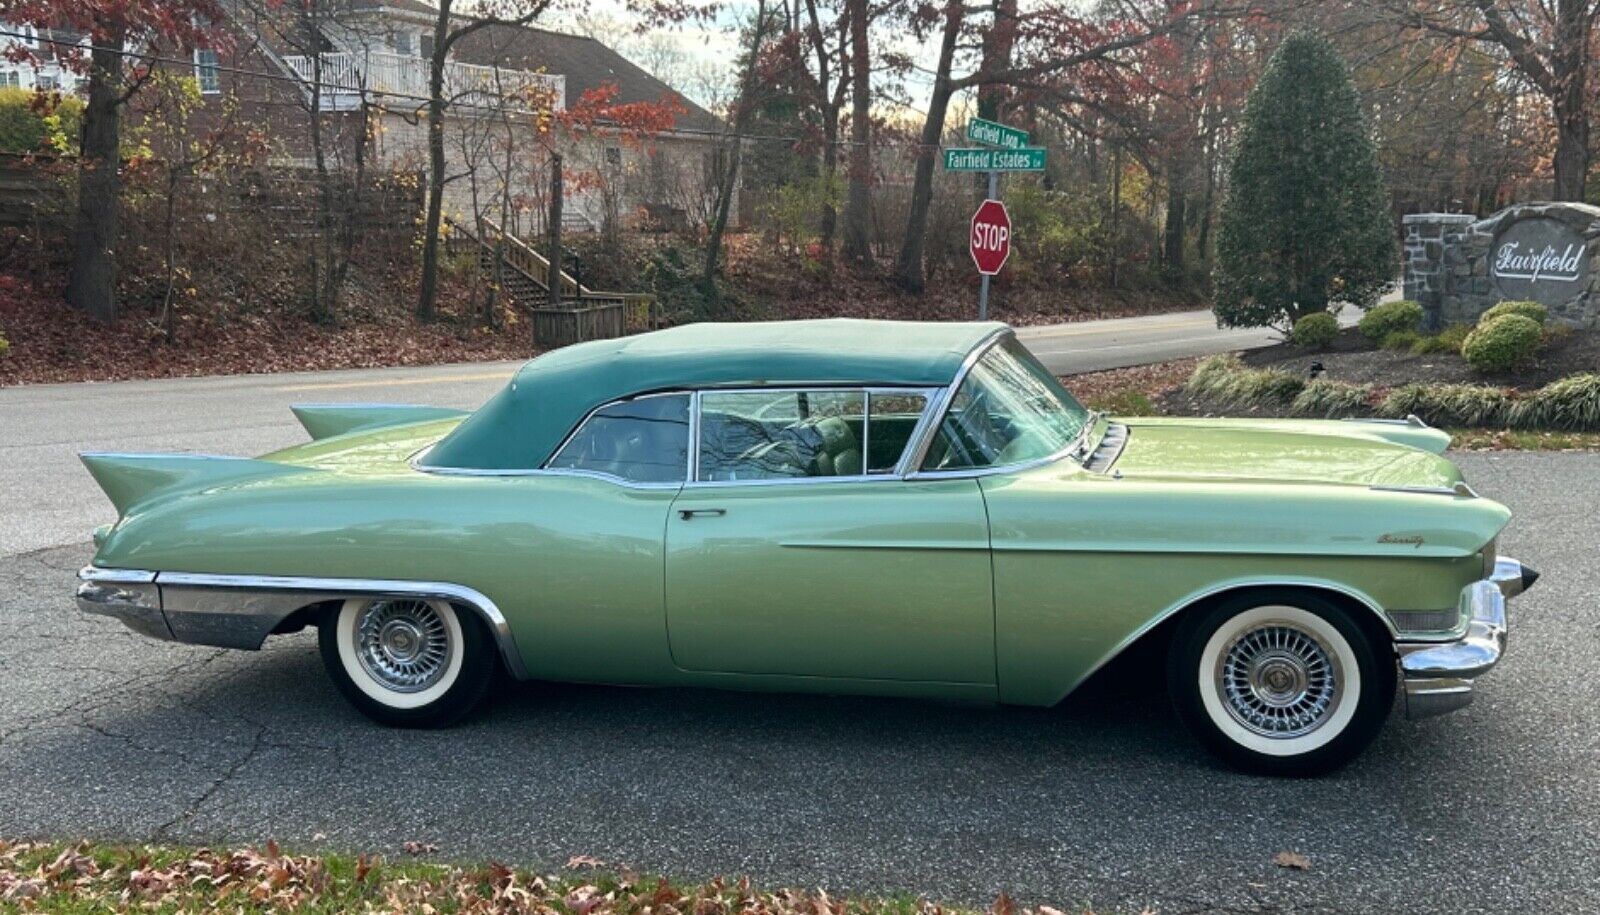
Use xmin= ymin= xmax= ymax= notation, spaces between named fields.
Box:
xmin=280 ymin=51 xmax=565 ymax=113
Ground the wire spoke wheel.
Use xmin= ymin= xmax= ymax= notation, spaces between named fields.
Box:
xmin=353 ymin=598 xmax=453 ymax=693
xmin=1216 ymin=623 xmax=1341 ymax=739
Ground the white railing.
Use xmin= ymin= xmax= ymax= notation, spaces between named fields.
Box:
xmin=280 ymin=51 xmax=564 ymax=112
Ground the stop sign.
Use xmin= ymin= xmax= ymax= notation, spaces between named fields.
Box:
xmin=969 ymin=199 xmax=1011 ymax=275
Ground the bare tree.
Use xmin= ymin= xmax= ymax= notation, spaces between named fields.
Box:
xmin=703 ymin=0 xmax=776 ymax=294
xmin=416 ymin=0 xmax=556 ymax=322
xmin=1395 ymin=0 xmax=1598 ymax=200
xmin=839 ymin=0 xmax=873 ymax=265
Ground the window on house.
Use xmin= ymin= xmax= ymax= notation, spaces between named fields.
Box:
xmin=605 ymin=147 xmax=622 ymax=170
xmin=420 ymin=35 xmax=435 ymax=59
xmin=194 ymin=49 xmax=221 ymax=94
xmin=36 ymin=73 xmax=58 ymax=91
xmin=393 ymin=32 xmax=414 ymax=55
xmin=0 ymin=73 xmax=19 ymax=89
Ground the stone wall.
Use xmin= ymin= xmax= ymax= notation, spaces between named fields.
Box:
xmin=1402 ymin=203 xmax=1600 ymax=330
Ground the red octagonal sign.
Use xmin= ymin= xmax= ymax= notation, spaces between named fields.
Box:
xmin=970 ymin=199 xmax=1011 ymax=276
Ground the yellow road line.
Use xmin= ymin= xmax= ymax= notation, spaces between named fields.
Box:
xmin=275 ymin=370 xmax=514 ymax=392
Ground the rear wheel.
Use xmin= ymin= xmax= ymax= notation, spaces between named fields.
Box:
xmin=1167 ymin=591 xmax=1392 ymax=776
xmin=319 ymin=597 xmax=496 ymax=727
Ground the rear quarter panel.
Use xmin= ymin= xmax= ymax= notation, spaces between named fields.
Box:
xmin=92 ymin=472 xmax=681 ymax=683
xmin=979 ymin=462 xmax=1509 ymax=706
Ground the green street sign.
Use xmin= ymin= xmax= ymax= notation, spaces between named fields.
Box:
xmin=966 ymin=117 xmax=1029 ymax=150
xmin=942 ymin=147 xmax=1046 ymax=172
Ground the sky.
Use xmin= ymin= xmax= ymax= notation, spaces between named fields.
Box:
xmin=542 ymin=0 xmax=942 ymax=113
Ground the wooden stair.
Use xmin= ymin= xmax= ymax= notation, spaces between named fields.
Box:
xmin=445 ymin=217 xmax=656 ymax=346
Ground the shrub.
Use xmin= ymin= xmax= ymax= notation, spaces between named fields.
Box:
xmin=1359 ymin=299 xmax=1423 ymax=342
xmin=0 ymin=87 xmax=82 ymax=154
xmin=1380 ymin=383 xmax=1510 ymax=427
xmin=1410 ymin=323 xmax=1471 ymax=355
xmin=1381 ymin=330 xmax=1421 ymax=351
xmin=1509 ymin=373 xmax=1600 ymax=431
xmin=1291 ymin=379 xmax=1372 ymax=418
xmin=1186 ymin=354 xmax=1242 ymax=396
xmin=1183 ymin=354 xmax=1304 ymax=407
xmin=1480 ymin=300 xmax=1547 ymax=326
xmin=1214 ymin=367 xmax=1305 ymax=407
xmin=0 ymin=327 xmax=8 ymax=358
xmin=1291 ymin=312 xmax=1339 ymax=349
xmin=1461 ymin=314 xmax=1543 ymax=373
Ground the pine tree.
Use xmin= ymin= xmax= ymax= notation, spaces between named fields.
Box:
xmin=1214 ymin=31 xmax=1395 ymax=329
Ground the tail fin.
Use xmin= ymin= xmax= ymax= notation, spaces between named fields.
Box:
xmin=291 ymin=403 xmax=469 ymax=441
xmin=79 ymin=453 xmax=314 ymax=516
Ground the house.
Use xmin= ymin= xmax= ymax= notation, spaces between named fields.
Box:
xmin=229 ymin=0 xmax=732 ymax=235
xmin=0 ymin=25 xmax=87 ymax=92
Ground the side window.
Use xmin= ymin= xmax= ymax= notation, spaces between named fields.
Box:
xmin=921 ymin=340 xmax=1089 ymax=472
xmin=698 ymin=390 xmax=866 ymax=481
xmin=547 ymin=394 xmax=689 ymax=483
xmin=866 ymin=391 xmax=928 ymax=473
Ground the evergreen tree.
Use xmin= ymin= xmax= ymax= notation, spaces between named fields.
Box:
xmin=1214 ymin=31 xmax=1395 ymax=329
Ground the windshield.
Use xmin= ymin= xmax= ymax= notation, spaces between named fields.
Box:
xmin=920 ymin=338 xmax=1091 ymax=471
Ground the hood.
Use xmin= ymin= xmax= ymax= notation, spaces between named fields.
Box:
xmin=1112 ymin=421 xmax=1464 ymax=489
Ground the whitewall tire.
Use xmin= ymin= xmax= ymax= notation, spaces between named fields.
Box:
xmin=1168 ymin=590 xmax=1393 ymax=776
xmin=319 ymin=597 xmax=497 ymax=727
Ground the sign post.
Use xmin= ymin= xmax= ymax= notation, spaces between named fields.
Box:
xmin=970 ymin=198 xmax=1012 ymax=320
xmin=943 ymin=118 xmax=1043 ymax=319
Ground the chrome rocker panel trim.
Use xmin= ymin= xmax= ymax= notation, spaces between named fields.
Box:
xmin=1398 ymin=557 xmax=1533 ymax=720
xmin=77 ymin=567 xmax=530 ymax=680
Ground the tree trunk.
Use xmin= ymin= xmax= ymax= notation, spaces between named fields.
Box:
xmin=308 ymin=48 xmax=334 ymax=322
xmin=1550 ymin=0 xmax=1590 ymax=200
xmin=818 ymin=114 xmax=839 ymax=255
xmin=892 ymin=0 xmax=963 ymax=292
xmin=840 ymin=0 xmax=872 ymax=266
xmin=1162 ymin=153 xmax=1186 ymax=274
xmin=65 ymin=34 xmax=125 ymax=322
xmin=1107 ymin=144 xmax=1122 ymax=290
xmin=1552 ymin=89 xmax=1589 ymax=201
xmin=974 ymin=0 xmax=1016 ymax=202
xmin=703 ymin=138 xmax=741 ymax=287
xmin=416 ymin=4 xmax=452 ymax=322
xmin=547 ymin=151 xmax=564 ymax=310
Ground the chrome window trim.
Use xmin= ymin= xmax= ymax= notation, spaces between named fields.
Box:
xmin=688 ymin=385 xmax=939 ymax=488
xmin=901 ymin=328 xmax=1097 ymax=481
xmin=901 ymin=327 xmax=1009 ymax=475
xmin=413 ymin=390 xmax=691 ymax=490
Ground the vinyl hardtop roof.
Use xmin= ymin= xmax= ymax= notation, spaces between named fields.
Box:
xmin=424 ymin=319 xmax=1007 ymax=471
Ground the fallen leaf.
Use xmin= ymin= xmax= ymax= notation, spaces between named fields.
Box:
xmin=567 ymin=854 xmax=606 ymax=869
xmin=1272 ymin=851 xmax=1311 ymax=870
xmin=402 ymin=841 xmax=438 ymax=856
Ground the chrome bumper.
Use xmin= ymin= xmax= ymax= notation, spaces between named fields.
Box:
xmin=74 ymin=566 xmax=531 ymax=678
xmin=1399 ymin=557 xmax=1535 ymax=720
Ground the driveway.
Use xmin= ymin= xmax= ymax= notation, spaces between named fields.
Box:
xmin=1 ymin=447 xmax=1593 ymax=914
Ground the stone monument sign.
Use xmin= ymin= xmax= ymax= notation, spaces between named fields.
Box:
xmin=1402 ymin=202 xmax=1600 ymax=329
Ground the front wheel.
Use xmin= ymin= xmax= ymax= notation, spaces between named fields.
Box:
xmin=1167 ymin=592 xmax=1393 ymax=776
xmin=319 ymin=597 xmax=496 ymax=727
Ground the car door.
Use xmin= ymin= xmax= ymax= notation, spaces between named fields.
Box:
xmin=664 ymin=387 xmax=995 ymax=684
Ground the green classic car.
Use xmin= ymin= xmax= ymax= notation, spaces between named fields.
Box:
xmin=76 ymin=320 xmax=1535 ymax=774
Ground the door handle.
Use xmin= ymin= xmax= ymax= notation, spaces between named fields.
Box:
xmin=678 ymin=508 xmax=726 ymax=519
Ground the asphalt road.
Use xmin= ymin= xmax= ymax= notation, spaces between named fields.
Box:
xmin=2 ymin=401 xmax=1596 ymax=914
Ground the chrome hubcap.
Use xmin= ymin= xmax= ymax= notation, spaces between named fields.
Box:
xmin=1217 ymin=623 xmax=1340 ymax=738
xmin=355 ymin=599 xmax=451 ymax=692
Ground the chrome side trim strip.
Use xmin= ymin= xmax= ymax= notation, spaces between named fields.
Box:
xmin=1370 ymin=481 xmax=1478 ymax=498
xmin=77 ymin=567 xmax=531 ymax=680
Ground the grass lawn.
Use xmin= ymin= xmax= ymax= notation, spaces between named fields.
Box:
xmin=0 ymin=839 xmax=1105 ymax=915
